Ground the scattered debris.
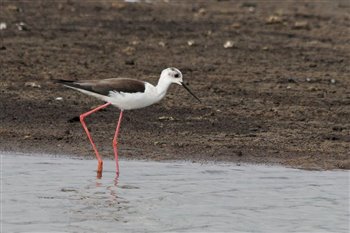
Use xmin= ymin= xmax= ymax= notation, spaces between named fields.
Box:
xmin=187 ymin=40 xmax=195 ymax=46
xmin=231 ymin=23 xmax=241 ymax=29
xmin=308 ymin=86 xmax=318 ymax=91
xmin=194 ymin=8 xmax=206 ymax=17
xmin=130 ymin=40 xmax=140 ymax=46
xmin=158 ymin=116 xmax=175 ymax=121
xmin=0 ymin=22 xmax=7 ymax=30
xmin=248 ymin=7 xmax=255 ymax=13
xmin=266 ymin=15 xmax=283 ymax=24
xmin=223 ymin=40 xmax=235 ymax=48
xmin=25 ymin=82 xmax=41 ymax=88
xmin=55 ymin=97 xmax=63 ymax=101
xmin=158 ymin=41 xmax=166 ymax=47
xmin=292 ymin=21 xmax=309 ymax=29
xmin=16 ymin=22 xmax=28 ymax=31
xmin=122 ymin=46 xmax=135 ymax=55
xmin=7 ymin=5 xmax=22 ymax=12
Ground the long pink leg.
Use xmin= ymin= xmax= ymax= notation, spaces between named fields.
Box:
xmin=79 ymin=102 xmax=111 ymax=178
xmin=113 ymin=110 xmax=124 ymax=177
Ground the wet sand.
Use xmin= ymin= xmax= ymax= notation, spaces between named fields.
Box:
xmin=2 ymin=153 xmax=349 ymax=232
xmin=0 ymin=0 xmax=350 ymax=169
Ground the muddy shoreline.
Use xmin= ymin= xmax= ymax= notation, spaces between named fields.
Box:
xmin=1 ymin=0 xmax=349 ymax=170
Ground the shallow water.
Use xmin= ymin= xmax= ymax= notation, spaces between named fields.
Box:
xmin=1 ymin=153 xmax=349 ymax=233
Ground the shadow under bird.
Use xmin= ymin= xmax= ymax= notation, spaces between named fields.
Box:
xmin=57 ymin=67 xmax=201 ymax=178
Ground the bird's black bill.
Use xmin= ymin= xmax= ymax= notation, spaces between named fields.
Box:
xmin=181 ymin=82 xmax=201 ymax=103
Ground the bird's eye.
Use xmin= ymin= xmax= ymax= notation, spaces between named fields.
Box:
xmin=174 ymin=73 xmax=179 ymax=78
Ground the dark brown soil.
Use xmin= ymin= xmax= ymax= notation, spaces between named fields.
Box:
xmin=1 ymin=0 xmax=349 ymax=170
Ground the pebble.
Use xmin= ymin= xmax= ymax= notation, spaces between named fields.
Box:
xmin=292 ymin=21 xmax=309 ymax=29
xmin=231 ymin=23 xmax=241 ymax=29
xmin=187 ymin=40 xmax=195 ymax=46
xmin=223 ymin=40 xmax=235 ymax=48
xmin=122 ymin=46 xmax=135 ymax=55
xmin=158 ymin=116 xmax=175 ymax=121
xmin=55 ymin=97 xmax=63 ymax=101
xmin=16 ymin=22 xmax=28 ymax=31
xmin=330 ymin=79 xmax=336 ymax=84
xmin=0 ymin=22 xmax=7 ymax=30
xmin=25 ymin=82 xmax=41 ymax=88
xmin=266 ymin=15 xmax=283 ymax=24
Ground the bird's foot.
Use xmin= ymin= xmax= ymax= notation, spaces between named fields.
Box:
xmin=96 ymin=161 xmax=103 ymax=179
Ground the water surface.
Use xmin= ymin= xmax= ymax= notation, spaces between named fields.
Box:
xmin=1 ymin=153 xmax=349 ymax=232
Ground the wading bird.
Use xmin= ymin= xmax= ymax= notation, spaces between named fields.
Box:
xmin=57 ymin=68 xmax=200 ymax=178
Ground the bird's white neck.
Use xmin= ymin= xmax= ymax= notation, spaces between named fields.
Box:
xmin=156 ymin=77 xmax=172 ymax=99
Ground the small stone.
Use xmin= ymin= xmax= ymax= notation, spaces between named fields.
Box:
xmin=292 ymin=21 xmax=309 ymax=29
xmin=16 ymin=22 xmax=28 ymax=31
xmin=0 ymin=22 xmax=7 ymax=30
xmin=306 ymin=78 xmax=311 ymax=82
xmin=330 ymin=79 xmax=336 ymax=84
xmin=130 ymin=40 xmax=140 ymax=46
xmin=55 ymin=97 xmax=63 ymax=101
xmin=25 ymin=82 xmax=41 ymax=88
xmin=7 ymin=5 xmax=21 ymax=12
xmin=223 ymin=40 xmax=235 ymax=48
xmin=158 ymin=116 xmax=174 ymax=121
xmin=158 ymin=41 xmax=166 ymax=47
xmin=122 ymin=46 xmax=135 ymax=55
xmin=231 ymin=23 xmax=241 ymax=29
xmin=308 ymin=86 xmax=318 ymax=91
xmin=198 ymin=8 xmax=206 ymax=15
xmin=266 ymin=15 xmax=283 ymax=24
xmin=187 ymin=40 xmax=195 ymax=46
xmin=286 ymin=85 xmax=291 ymax=89
xmin=248 ymin=7 xmax=255 ymax=13
xmin=262 ymin=46 xmax=269 ymax=50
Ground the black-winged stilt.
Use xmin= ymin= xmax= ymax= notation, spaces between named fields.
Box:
xmin=57 ymin=67 xmax=200 ymax=178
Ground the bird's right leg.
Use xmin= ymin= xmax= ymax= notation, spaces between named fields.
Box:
xmin=79 ymin=102 xmax=111 ymax=178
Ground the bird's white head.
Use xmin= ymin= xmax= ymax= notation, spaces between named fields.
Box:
xmin=160 ymin=67 xmax=183 ymax=86
xmin=159 ymin=67 xmax=201 ymax=102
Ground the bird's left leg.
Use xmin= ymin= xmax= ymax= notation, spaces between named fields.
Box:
xmin=113 ymin=110 xmax=124 ymax=177
xmin=79 ymin=102 xmax=111 ymax=178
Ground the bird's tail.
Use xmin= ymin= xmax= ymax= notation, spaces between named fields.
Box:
xmin=54 ymin=79 xmax=81 ymax=89
xmin=54 ymin=79 xmax=75 ymax=84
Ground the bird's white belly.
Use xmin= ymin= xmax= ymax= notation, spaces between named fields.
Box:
xmin=104 ymin=83 xmax=161 ymax=110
